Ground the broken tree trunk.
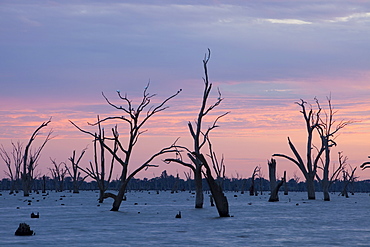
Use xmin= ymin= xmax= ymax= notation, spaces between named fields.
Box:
xmin=269 ymin=171 xmax=286 ymax=202
xmin=268 ymin=158 xmax=277 ymax=193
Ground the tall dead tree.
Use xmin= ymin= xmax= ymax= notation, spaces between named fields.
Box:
xmin=315 ymin=97 xmax=352 ymax=201
xmin=273 ymin=99 xmax=323 ymax=200
xmin=22 ymin=119 xmax=52 ymax=196
xmin=0 ymin=142 xmax=23 ymax=194
xmin=165 ymin=49 xmax=228 ymax=210
xmin=65 ymin=149 xmax=87 ymax=193
xmin=71 ymin=85 xmax=181 ymax=211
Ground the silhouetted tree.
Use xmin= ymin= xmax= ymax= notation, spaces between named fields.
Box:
xmin=49 ymin=158 xmax=67 ymax=192
xmin=0 ymin=141 xmax=23 ymax=194
xmin=315 ymin=97 xmax=352 ymax=201
xmin=274 ymin=98 xmax=351 ymax=200
xmin=71 ymin=85 xmax=181 ymax=211
xmin=65 ymin=149 xmax=87 ymax=193
xmin=268 ymin=158 xmax=285 ymax=202
xmin=22 ymin=119 xmax=52 ymax=196
xmin=273 ymin=99 xmax=323 ymax=200
xmin=165 ymin=49 xmax=228 ymax=209
xmin=73 ymin=121 xmax=116 ymax=203
xmin=249 ymin=166 xmax=260 ymax=196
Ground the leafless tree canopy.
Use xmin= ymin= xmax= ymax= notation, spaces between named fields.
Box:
xmin=70 ymin=84 xmax=181 ymax=211
xmin=273 ymin=97 xmax=352 ymax=200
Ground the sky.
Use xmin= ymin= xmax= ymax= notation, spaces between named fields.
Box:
xmin=1 ymin=0 xmax=370 ymax=181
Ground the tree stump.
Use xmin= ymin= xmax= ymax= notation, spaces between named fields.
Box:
xmin=15 ymin=223 xmax=34 ymax=236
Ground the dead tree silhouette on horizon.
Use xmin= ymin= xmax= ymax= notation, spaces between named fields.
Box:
xmin=65 ymin=149 xmax=88 ymax=193
xmin=0 ymin=141 xmax=23 ymax=194
xmin=49 ymin=158 xmax=67 ymax=192
xmin=73 ymin=118 xmax=115 ymax=203
xmin=273 ymin=99 xmax=324 ymax=200
xmin=70 ymin=84 xmax=181 ymax=211
xmin=314 ymin=97 xmax=352 ymax=201
xmin=164 ymin=49 xmax=230 ymax=214
xmin=249 ymin=166 xmax=261 ymax=196
xmin=22 ymin=119 xmax=53 ymax=196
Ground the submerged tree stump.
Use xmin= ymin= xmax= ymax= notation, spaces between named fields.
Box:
xmin=30 ymin=212 xmax=39 ymax=218
xmin=15 ymin=223 xmax=34 ymax=236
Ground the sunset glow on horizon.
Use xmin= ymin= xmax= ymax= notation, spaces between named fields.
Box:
xmin=1 ymin=0 xmax=370 ymax=181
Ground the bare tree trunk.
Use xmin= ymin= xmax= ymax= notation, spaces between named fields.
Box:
xmin=322 ymin=179 xmax=330 ymax=201
xmin=198 ymin=154 xmax=229 ymax=217
xmin=268 ymin=158 xmax=277 ymax=193
xmin=111 ymin=184 xmax=126 ymax=211
xmin=269 ymin=172 xmax=285 ymax=202
xmin=194 ymin=167 xmax=204 ymax=208
xmin=268 ymin=159 xmax=286 ymax=202
xmin=22 ymin=174 xmax=31 ymax=197
xmin=306 ymin=175 xmax=316 ymax=200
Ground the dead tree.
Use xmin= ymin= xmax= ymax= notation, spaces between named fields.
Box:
xmin=165 ymin=49 xmax=228 ymax=209
xmin=249 ymin=166 xmax=261 ymax=196
xmin=22 ymin=119 xmax=52 ymax=196
xmin=340 ymin=165 xmax=357 ymax=197
xmin=316 ymin=151 xmax=347 ymax=200
xmin=70 ymin=85 xmax=181 ymax=211
xmin=49 ymin=159 xmax=68 ymax=192
xmin=269 ymin=173 xmax=286 ymax=202
xmin=273 ymin=99 xmax=323 ymax=200
xmin=66 ymin=149 xmax=88 ymax=193
xmin=73 ymin=117 xmax=116 ymax=203
xmin=268 ymin=158 xmax=287 ymax=202
xmin=268 ymin=158 xmax=277 ymax=195
xmin=0 ymin=142 xmax=23 ymax=194
xmin=315 ymin=97 xmax=352 ymax=201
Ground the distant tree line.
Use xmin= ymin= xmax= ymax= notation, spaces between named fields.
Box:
xmin=1 ymin=170 xmax=369 ymax=194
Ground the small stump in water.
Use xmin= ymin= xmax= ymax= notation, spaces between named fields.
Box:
xmin=15 ymin=223 xmax=34 ymax=236
xmin=175 ymin=211 xmax=181 ymax=218
xmin=31 ymin=212 xmax=39 ymax=218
